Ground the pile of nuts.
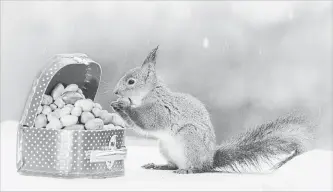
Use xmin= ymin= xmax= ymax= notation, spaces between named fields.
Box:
xmin=34 ymin=83 xmax=125 ymax=130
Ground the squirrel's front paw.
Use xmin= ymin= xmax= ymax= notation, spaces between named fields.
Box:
xmin=110 ymin=97 xmax=131 ymax=111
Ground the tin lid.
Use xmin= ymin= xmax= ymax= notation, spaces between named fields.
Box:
xmin=20 ymin=53 xmax=102 ymax=128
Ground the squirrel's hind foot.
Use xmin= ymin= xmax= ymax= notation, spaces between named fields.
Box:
xmin=142 ymin=163 xmax=178 ymax=170
xmin=173 ymin=168 xmax=205 ymax=174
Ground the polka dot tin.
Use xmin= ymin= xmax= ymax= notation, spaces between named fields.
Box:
xmin=16 ymin=54 xmax=126 ymax=179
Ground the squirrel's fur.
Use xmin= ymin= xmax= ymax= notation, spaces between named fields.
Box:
xmin=111 ymin=46 xmax=314 ymax=174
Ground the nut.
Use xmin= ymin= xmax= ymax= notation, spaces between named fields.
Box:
xmin=54 ymin=98 xmax=65 ymax=108
xmin=42 ymin=105 xmax=52 ymax=115
xmin=110 ymin=113 xmax=126 ymax=127
xmin=41 ymin=94 xmax=53 ymax=105
xmin=51 ymin=83 xmax=65 ymax=100
xmin=62 ymin=91 xmax=84 ymax=104
xmin=75 ymin=99 xmax=94 ymax=112
xmin=60 ymin=115 xmax=78 ymax=127
xmin=59 ymin=106 xmax=72 ymax=117
xmin=100 ymin=110 xmax=109 ymax=118
xmin=94 ymin=103 xmax=102 ymax=109
xmin=50 ymin=104 xmax=57 ymax=111
xmin=37 ymin=106 xmax=43 ymax=114
xmin=53 ymin=109 xmax=61 ymax=117
xmin=47 ymin=108 xmax=61 ymax=121
xmin=71 ymin=106 xmax=82 ymax=116
xmin=65 ymin=104 xmax=74 ymax=109
xmin=64 ymin=84 xmax=79 ymax=92
xmin=80 ymin=112 xmax=95 ymax=124
xmin=100 ymin=112 xmax=113 ymax=125
xmin=46 ymin=119 xmax=62 ymax=129
xmin=92 ymin=107 xmax=102 ymax=117
xmin=85 ymin=118 xmax=104 ymax=130
xmin=47 ymin=112 xmax=59 ymax=122
xmin=77 ymin=88 xmax=83 ymax=94
xmin=114 ymin=125 xmax=124 ymax=129
xmin=35 ymin=114 xmax=47 ymax=128
xmin=103 ymin=124 xmax=115 ymax=130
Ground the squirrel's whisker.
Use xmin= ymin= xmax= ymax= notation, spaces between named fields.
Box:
xmin=98 ymin=89 xmax=114 ymax=95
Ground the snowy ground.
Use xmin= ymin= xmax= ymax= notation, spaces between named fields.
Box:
xmin=1 ymin=120 xmax=332 ymax=191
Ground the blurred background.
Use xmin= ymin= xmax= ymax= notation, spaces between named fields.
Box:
xmin=1 ymin=1 xmax=332 ymax=149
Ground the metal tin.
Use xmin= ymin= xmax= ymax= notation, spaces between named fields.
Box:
xmin=16 ymin=53 xmax=126 ymax=179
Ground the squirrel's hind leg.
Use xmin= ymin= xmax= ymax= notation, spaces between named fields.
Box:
xmin=173 ymin=123 xmax=215 ymax=174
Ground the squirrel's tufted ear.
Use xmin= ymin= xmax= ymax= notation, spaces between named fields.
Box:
xmin=142 ymin=46 xmax=159 ymax=67
xmin=141 ymin=46 xmax=159 ymax=81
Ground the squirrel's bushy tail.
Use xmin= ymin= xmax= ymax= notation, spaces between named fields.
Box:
xmin=212 ymin=111 xmax=315 ymax=173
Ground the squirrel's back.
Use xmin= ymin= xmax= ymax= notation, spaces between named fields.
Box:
xmin=173 ymin=92 xmax=213 ymax=127
xmin=149 ymin=84 xmax=214 ymax=133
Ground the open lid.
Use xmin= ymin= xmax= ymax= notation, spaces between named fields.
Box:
xmin=19 ymin=53 xmax=102 ymax=128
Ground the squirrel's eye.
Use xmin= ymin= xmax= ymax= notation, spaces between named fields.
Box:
xmin=128 ymin=79 xmax=135 ymax=85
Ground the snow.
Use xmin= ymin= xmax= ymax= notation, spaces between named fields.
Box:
xmin=1 ymin=120 xmax=332 ymax=191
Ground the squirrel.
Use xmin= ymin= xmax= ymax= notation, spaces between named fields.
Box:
xmin=110 ymin=46 xmax=315 ymax=174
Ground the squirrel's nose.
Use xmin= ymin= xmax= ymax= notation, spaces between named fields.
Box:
xmin=113 ymin=89 xmax=119 ymax=95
